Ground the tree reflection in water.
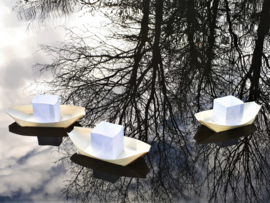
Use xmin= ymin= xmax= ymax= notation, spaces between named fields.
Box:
xmin=13 ymin=0 xmax=270 ymax=202
xmin=56 ymin=118 xmax=270 ymax=203
xmin=58 ymin=138 xmax=198 ymax=202
xmin=196 ymin=118 xmax=270 ymax=203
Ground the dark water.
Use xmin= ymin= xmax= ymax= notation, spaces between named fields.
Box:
xmin=2 ymin=0 xmax=270 ymax=202
xmin=2 ymin=119 xmax=268 ymax=203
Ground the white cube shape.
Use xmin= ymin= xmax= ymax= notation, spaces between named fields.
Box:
xmin=91 ymin=121 xmax=124 ymax=159
xmin=212 ymin=95 xmax=244 ymax=125
xmin=32 ymin=95 xmax=61 ymax=123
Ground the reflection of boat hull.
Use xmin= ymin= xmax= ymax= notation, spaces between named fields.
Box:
xmin=77 ymin=149 xmax=147 ymax=166
xmin=215 ymin=138 xmax=238 ymax=148
xmin=9 ymin=122 xmax=82 ymax=147
xmin=6 ymin=105 xmax=85 ymax=128
xmin=70 ymin=153 xmax=150 ymax=178
xmin=68 ymin=127 xmax=151 ymax=166
xmin=37 ymin=136 xmax=63 ymax=146
xmin=194 ymin=124 xmax=257 ymax=144
xmin=195 ymin=102 xmax=261 ymax=132
xmin=93 ymin=170 xmax=120 ymax=183
xmin=9 ymin=122 xmax=81 ymax=137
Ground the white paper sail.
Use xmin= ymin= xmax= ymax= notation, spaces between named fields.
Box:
xmin=68 ymin=127 xmax=151 ymax=166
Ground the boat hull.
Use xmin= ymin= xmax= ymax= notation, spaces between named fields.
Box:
xmin=6 ymin=105 xmax=85 ymax=128
xmin=195 ymin=102 xmax=261 ymax=132
xmin=68 ymin=127 xmax=151 ymax=166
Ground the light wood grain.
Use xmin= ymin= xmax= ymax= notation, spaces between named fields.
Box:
xmin=6 ymin=105 xmax=85 ymax=128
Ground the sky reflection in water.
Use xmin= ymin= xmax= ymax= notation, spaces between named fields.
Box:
xmin=1 ymin=0 xmax=270 ymax=202
xmin=1 ymin=120 xmax=261 ymax=203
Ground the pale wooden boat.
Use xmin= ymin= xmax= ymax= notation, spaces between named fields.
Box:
xmin=6 ymin=105 xmax=85 ymax=128
xmin=195 ymin=102 xmax=261 ymax=132
xmin=68 ymin=127 xmax=151 ymax=166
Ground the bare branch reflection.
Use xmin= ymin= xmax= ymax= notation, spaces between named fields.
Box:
xmin=12 ymin=0 xmax=270 ymax=202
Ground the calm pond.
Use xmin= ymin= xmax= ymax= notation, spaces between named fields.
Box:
xmin=1 ymin=0 xmax=270 ymax=202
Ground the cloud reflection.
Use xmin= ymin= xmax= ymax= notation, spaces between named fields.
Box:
xmin=0 ymin=127 xmax=66 ymax=202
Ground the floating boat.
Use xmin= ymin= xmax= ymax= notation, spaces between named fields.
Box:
xmin=70 ymin=153 xmax=150 ymax=178
xmin=195 ymin=102 xmax=261 ymax=132
xmin=68 ymin=127 xmax=151 ymax=166
xmin=6 ymin=105 xmax=85 ymax=128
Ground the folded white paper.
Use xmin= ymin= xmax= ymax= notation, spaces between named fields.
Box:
xmin=91 ymin=121 xmax=124 ymax=159
xmin=213 ymin=95 xmax=244 ymax=125
xmin=32 ymin=95 xmax=61 ymax=123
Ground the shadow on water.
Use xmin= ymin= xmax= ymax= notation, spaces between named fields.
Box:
xmin=8 ymin=122 xmax=81 ymax=137
xmin=58 ymin=120 xmax=269 ymax=203
xmin=194 ymin=124 xmax=257 ymax=144
xmin=8 ymin=122 xmax=81 ymax=146
xmin=70 ymin=154 xmax=150 ymax=179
